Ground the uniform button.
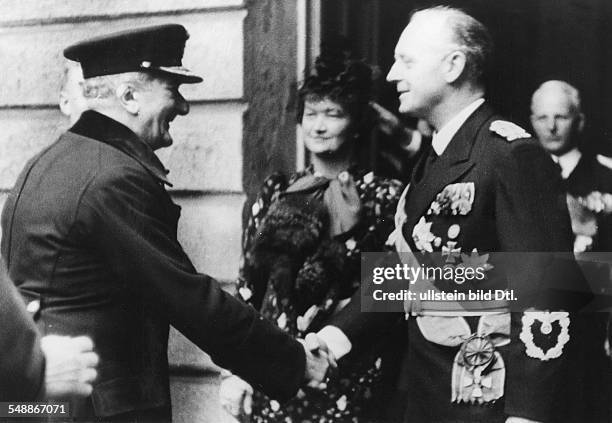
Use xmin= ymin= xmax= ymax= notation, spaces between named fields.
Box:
xmin=26 ymin=300 xmax=40 ymax=315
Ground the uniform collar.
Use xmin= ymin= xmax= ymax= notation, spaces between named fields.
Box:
xmin=552 ymin=148 xmax=581 ymax=180
xmin=70 ymin=110 xmax=172 ymax=186
xmin=432 ymin=98 xmax=485 ymax=156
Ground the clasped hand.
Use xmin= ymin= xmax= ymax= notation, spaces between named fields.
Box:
xmin=219 ymin=333 xmax=336 ymax=419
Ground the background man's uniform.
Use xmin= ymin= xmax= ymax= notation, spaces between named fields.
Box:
xmin=328 ymin=102 xmax=605 ymax=422
xmin=557 ymin=150 xmax=612 ymax=251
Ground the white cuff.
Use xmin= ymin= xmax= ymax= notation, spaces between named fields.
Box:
xmin=317 ymin=325 xmax=352 ymax=360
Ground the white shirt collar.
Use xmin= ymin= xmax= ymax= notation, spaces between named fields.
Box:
xmin=552 ymin=148 xmax=581 ymax=179
xmin=431 ymin=98 xmax=485 ymax=155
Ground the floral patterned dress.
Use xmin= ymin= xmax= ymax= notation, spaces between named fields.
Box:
xmin=237 ymin=166 xmax=403 ymax=423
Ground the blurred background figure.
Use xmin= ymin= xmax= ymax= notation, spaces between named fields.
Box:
xmin=59 ymin=60 xmax=87 ymax=125
xmin=530 ymin=80 xmax=612 ymax=253
xmin=531 ymin=83 xmax=612 ymax=417
xmin=370 ymin=101 xmax=424 ymax=181
xmin=220 ymin=48 xmax=404 ymax=422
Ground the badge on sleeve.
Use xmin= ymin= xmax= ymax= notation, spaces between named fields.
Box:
xmin=520 ymin=311 xmax=570 ymax=361
xmin=489 ymin=120 xmax=531 ymax=141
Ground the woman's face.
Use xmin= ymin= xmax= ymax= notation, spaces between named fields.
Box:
xmin=300 ymin=98 xmax=353 ymax=156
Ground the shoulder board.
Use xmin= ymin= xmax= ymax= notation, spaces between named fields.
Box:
xmin=489 ymin=120 xmax=531 ymax=141
xmin=596 ymin=154 xmax=612 ymax=170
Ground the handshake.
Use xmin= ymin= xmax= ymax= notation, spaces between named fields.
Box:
xmin=219 ymin=333 xmax=334 ymax=419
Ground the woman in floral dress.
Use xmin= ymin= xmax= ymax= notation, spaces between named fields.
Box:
xmin=220 ymin=50 xmax=404 ymax=422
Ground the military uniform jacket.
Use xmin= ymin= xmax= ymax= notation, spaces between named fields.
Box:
xmin=565 ymin=152 xmax=612 ymax=251
xmin=331 ymin=103 xmax=606 ymax=422
xmin=1 ymin=111 xmax=306 ymax=418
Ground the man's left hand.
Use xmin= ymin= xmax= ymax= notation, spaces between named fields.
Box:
xmin=41 ymin=335 xmax=99 ymax=398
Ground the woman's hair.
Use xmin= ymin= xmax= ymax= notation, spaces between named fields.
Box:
xmin=297 ymin=45 xmax=375 ymax=134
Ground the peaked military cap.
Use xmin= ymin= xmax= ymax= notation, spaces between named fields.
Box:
xmin=63 ymin=24 xmax=202 ymax=83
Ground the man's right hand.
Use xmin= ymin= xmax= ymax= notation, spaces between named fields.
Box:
xmin=219 ymin=375 xmax=253 ymax=420
xmin=40 ymin=335 xmax=99 ymax=398
xmin=301 ymin=333 xmax=337 ymax=390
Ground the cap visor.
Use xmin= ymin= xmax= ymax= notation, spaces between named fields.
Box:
xmin=150 ymin=65 xmax=203 ymax=83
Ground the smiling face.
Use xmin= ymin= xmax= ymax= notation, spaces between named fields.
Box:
xmin=531 ymin=87 xmax=583 ymax=156
xmin=300 ymin=97 xmax=353 ymax=156
xmin=135 ymin=76 xmax=189 ymax=150
xmin=386 ymin=15 xmax=454 ymax=119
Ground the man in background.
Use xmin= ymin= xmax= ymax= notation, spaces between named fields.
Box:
xmin=530 ymin=80 xmax=612 ymax=253
xmin=531 ymin=80 xmax=612 ymax=415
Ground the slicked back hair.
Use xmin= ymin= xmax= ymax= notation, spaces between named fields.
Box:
xmin=411 ymin=6 xmax=493 ymax=85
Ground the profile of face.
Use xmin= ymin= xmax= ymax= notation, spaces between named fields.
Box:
xmin=133 ymin=76 xmax=190 ymax=150
xmin=59 ymin=64 xmax=88 ymax=126
xmin=530 ymin=88 xmax=584 ymax=156
xmin=386 ymin=14 xmax=454 ymax=118
xmin=300 ymin=97 xmax=353 ymax=156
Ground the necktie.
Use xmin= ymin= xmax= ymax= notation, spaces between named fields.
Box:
xmin=414 ymin=144 xmax=438 ymax=184
xmin=550 ymin=156 xmax=567 ymax=191
xmin=551 ymin=157 xmax=563 ymax=177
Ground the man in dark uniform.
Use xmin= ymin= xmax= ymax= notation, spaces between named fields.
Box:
xmin=315 ymin=6 xmax=607 ymax=423
xmin=0 ymin=262 xmax=99 ymax=400
xmin=1 ymin=25 xmax=331 ymax=421
xmin=530 ymin=80 xmax=612 ymax=253
xmin=531 ymin=79 xmax=612 ymax=418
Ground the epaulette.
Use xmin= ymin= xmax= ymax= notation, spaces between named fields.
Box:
xmin=489 ymin=120 xmax=531 ymax=141
xmin=596 ymin=154 xmax=612 ymax=170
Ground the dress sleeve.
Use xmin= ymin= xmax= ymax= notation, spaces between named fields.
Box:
xmin=325 ymin=174 xmax=406 ymax=351
xmin=341 ymin=175 xmax=405 ymax=274
xmin=370 ymin=176 xmax=405 ymax=248
xmin=238 ymin=173 xmax=287 ymax=309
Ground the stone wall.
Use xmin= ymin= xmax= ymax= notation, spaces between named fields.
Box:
xmin=243 ymin=0 xmax=298 ymax=199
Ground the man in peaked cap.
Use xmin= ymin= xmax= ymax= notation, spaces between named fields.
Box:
xmin=1 ymin=24 xmax=332 ymax=421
